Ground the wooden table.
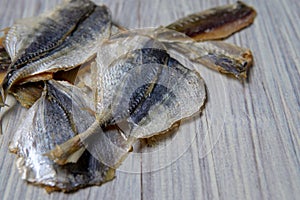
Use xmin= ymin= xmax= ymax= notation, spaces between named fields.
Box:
xmin=0 ymin=0 xmax=299 ymax=199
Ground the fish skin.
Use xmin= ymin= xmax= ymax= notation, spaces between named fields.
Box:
xmin=100 ymin=47 xmax=206 ymax=138
xmin=6 ymin=0 xmax=97 ymax=68
xmin=4 ymin=0 xmax=104 ymax=63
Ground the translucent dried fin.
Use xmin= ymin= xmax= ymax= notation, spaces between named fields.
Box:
xmin=167 ymin=1 xmax=257 ymax=41
xmin=46 ymin=110 xmax=134 ymax=167
xmin=73 ymin=60 xmax=99 ymax=104
xmin=45 ymin=121 xmax=102 ymax=165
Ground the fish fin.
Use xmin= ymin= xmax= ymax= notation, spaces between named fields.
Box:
xmin=44 ymin=135 xmax=84 ymax=165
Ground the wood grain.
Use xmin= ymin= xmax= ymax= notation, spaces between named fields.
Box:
xmin=0 ymin=0 xmax=299 ymax=199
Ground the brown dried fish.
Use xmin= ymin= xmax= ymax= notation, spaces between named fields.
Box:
xmin=167 ymin=1 xmax=257 ymax=41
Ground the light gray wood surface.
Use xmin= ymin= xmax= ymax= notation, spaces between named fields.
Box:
xmin=0 ymin=0 xmax=299 ymax=199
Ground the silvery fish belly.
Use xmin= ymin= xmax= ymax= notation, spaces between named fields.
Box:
xmin=1 ymin=0 xmax=112 ymax=105
xmin=8 ymin=80 xmax=120 ymax=192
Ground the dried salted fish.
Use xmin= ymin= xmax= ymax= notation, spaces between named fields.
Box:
xmin=8 ymin=80 xmax=131 ymax=192
xmin=0 ymin=0 xmax=257 ymax=193
xmin=0 ymin=1 xmax=256 ymax=107
xmin=31 ymin=0 xmax=256 ymax=173
xmin=47 ymin=31 xmax=206 ymax=165
xmin=0 ymin=0 xmax=111 ymax=106
xmin=167 ymin=1 xmax=256 ymax=41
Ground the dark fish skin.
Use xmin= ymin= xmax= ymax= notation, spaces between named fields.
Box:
xmin=107 ymin=48 xmax=197 ymax=127
xmin=100 ymin=48 xmax=182 ymax=125
xmin=11 ymin=0 xmax=97 ymax=69
xmin=106 ymin=48 xmax=172 ymax=125
xmin=1 ymin=0 xmax=112 ymax=106
xmin=129 ymin=83 xmax=175 ymax=124
xmin=167 ymin=1 xmax=256 ymax=41
xmin=98 ymin=48 xmax=170 ymax=123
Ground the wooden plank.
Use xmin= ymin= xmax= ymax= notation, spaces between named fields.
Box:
xmin=0 ymin=0 xmax=299 ymax=199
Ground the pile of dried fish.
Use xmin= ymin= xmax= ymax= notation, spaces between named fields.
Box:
xmin=0 ymin=0 xmax=256 ymax=192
